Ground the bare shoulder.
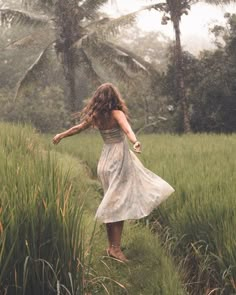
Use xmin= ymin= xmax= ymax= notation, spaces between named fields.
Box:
xmin=112 ymin=110 xmax=126 ymax=120
xmin=112 ymin=109 xmax=123 ymax=116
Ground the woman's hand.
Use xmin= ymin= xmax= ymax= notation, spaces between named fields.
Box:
xmin=133 ymin=141 xmax=141 ymax=154
xmin=52 ymin=133 xmax=63 ymax=145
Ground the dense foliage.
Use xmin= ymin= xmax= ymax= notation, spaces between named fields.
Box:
xmin=163 ymin=14 xmax=236 ymax=132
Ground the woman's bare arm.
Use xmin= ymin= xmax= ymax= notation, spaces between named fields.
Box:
xmin=112 ymin=110 xmax=141 ymax=153
xmin=52 ymin=120 xmax=91 ymax=144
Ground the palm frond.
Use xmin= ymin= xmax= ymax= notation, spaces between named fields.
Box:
xmin=74 ymin=47 xmax=101 ymax=86
xmin=84 ymin=41 xmax=134 ymax=85
xmin=141 ymin=2 xmax=166 ymax=12
xmin=98 ymin=41 xmax=149 ymax=75
xmin=15 ymin=41 xmax=55 ymax=99
xmin=5 ymin=34 xmax=36 ymax=49
xmin=204 ymin=0 xmax=236 ymax=3
xmin=78 ymin=0 xmax=108 ymax=20
xmin=107 ymin=42 xmax=158 ymax=76
xmin=83 ymin=17 xmax=110 ymax=30
xmin=5 ymin=30 xmax=54 ymax=49
xmin=92 ymin=3 xmax=167 ymax=39
xmin=98 ymin=57 xmax=134 ymax=84
xmin=0 ymin=9 xmax=49 ymax=27
xmin=81 ymin=39 xmax=142 ymax=85
xmin=21 ymin=0 xmax=56 ymax=9
xmin=95 ymin=12 xmax=136 ymax=38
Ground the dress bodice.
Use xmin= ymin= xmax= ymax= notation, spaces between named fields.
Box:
xmin=99 ymin=127 xmax=124 ymax=144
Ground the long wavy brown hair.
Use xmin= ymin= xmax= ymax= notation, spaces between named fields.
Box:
xmin=77 ymin=83 xmax=129 ymax=127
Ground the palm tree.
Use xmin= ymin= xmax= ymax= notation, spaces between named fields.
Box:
xmin=162 ymin=1 xmax=192 ymax=133
xmin=0 ymin=0 xmax=157 ymax=113
xmin=149 ymin=0 xmax=236 ymax=132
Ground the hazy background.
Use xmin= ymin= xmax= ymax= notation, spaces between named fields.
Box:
xmin=103 ymin=1 xmax=236 ymax=53
xmin=1 ymin=0 xmax=236 ymax=133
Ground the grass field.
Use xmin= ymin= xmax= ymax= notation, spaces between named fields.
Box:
xmin=1 ymin=122 xmax=235 ymax=294
xmin=0 ymin=123 xmax=186 ymax=295
xmin=50 ymin=130 xmax=236 ymax=295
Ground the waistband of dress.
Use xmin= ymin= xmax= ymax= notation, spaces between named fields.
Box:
xmin=100 ymin=128 xmax=124 ymax=144
xmin=102 ymin=137 xmax=124 ymax=144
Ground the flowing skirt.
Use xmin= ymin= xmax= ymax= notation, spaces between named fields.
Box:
xmin=95 ymin=139 xmax=175 ymax=223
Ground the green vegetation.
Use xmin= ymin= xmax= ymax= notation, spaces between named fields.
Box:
xmin=2 ymin=123 xmax=236 ymax=293
xmin=0 ymin=123 xmax=91 ymax=294
xmin=0 ymin=123 xmax=186 ymax=294
xmin=1 ymin=2 xmax=236 ymax=134
xmin=53 ymin=131 xmax=236 ymax=294
xmin=1 ymin=0 xmax=236 ymax=292
xmin=143 ymin=134 xmax=236 ymax=294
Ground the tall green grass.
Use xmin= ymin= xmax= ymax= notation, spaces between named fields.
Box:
xmin=45 ymin=131 xmax=102 ymax=178
xmin=0 ymin=123 xmax=88 ymax=294
xmin=44 ymin=132 xmax=188 ymax=294
xmin=54 ymin=131 xmax=236 ymax=294
xmin=1 ymin=124 xmax=187 ymax=294
xmin=140 ymin=134 xmax=236 ymax=294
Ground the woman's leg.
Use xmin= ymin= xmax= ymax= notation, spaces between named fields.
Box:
xmin=106 ymin=221 xmax=124 ymax=248
xmin=106 ymin=221 xmax=128 ymax=261
xmin=105 ymin=223 xmax=112 ymax=249
xmin=110 ymin=221 xmax=124 ymax=247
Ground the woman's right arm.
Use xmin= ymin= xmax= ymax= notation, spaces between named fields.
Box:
xmin=112 ymin=110 xmax=141 ymax=153
xmin=52 ymin=120 xmax=91 ymax=145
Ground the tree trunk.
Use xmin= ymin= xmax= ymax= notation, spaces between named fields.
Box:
xmin=63 ymin=48 xmax=78 ymax=113
xmin=173 ymin=18 xmax=191 ymax=132
xmin=56 ymin=0 xmax=80 ymax=116
xmin=143 ymin=95 xmax=150 ymax=125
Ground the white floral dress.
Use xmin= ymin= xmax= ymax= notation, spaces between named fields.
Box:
xmin=95 ymin=127 xmax=175 ymax=223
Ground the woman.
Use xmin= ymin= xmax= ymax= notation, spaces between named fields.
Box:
xmin=53 ymin=82 xmax=174 ymax=262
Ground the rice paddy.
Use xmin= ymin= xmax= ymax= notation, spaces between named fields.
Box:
xmin=1 ymin=123 xmax=236 ymax=294
xmin=52 ymin=131 xmax=236 ymax=294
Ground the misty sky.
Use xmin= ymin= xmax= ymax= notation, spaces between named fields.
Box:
xmin=103 ymin=1 xmax=236 ymax=55
xmin=1 ymin=0 xmax=236 ymax=54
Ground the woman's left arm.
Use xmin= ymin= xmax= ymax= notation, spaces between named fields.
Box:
xmin=52 ymin=120 xmax=91 ymax=145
